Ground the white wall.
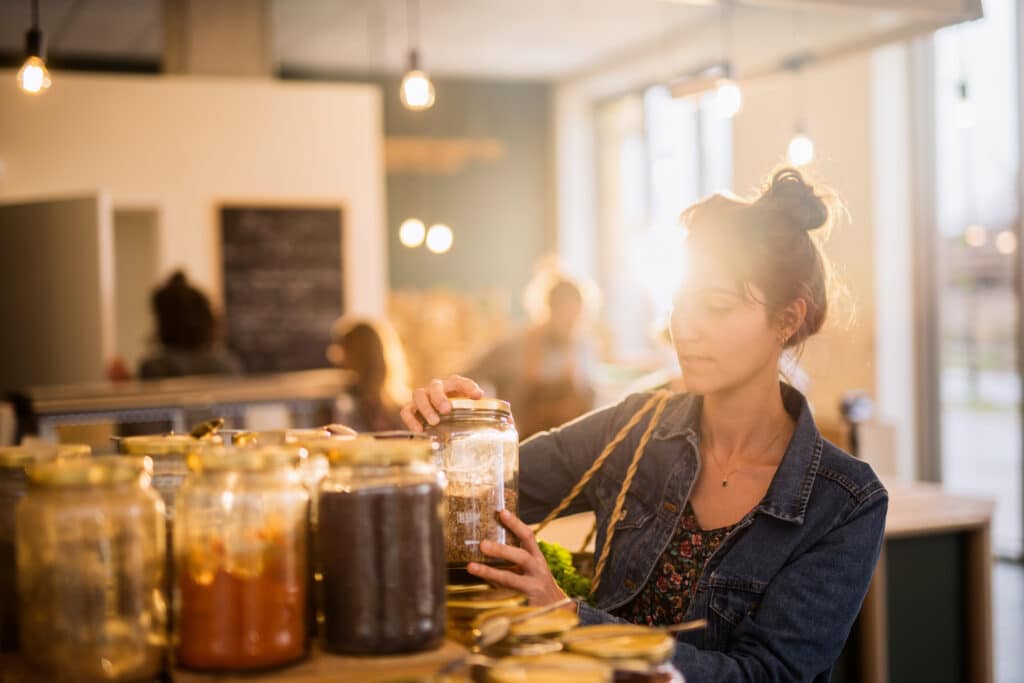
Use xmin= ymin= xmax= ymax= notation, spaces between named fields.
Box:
xmin=0 ymin=71 xmax=386 ymax=318
xmin=731 ymin=55 xmax=877 ymax=433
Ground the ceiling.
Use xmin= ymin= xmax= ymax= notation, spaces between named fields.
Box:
xmin=0 ymin=0 xmax=981 ymax=81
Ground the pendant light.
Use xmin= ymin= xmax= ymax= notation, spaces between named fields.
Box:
xmin=17 ymin=0 xmax=51 ymax=95
xmin=400 ymin=0 xmax=435 ymax=111
xmin=787 ymin=66 xmax=814 ymax=166
xmin=714 ymin=1 xmax=741 ymax=119
xmin=425 ymin=224 xmax=453 ymax=254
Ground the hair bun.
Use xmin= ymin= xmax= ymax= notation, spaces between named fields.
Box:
xmin=760 ymin=168 xmax=829 ymax=233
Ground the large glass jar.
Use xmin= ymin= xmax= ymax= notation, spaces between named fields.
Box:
xmin=174 ymin=445 xmax=309 ymax=671
xmin=317 ymin=436 xmax=446 ymax=655
xmin=1 ymin=444 xmax=91 ymax=652
xmin=16 ymin=456 xmax=166 ymax=682
xmin=428 ymin=398 xmax=519 ymax=576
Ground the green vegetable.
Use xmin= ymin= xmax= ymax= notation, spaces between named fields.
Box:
xmin=539 ymin=540 xmax=594 ymax=605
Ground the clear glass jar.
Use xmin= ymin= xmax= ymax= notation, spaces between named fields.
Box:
xmin=1 ymin=444 xmax=91 ymax=652
xmin=317 ymin=436 xmax=446 ymax=655
xmin=173 ymin=445 xmax=309 ymax=671
xmin=428 ymin=398 xmax=519 ymax=576
xmin=16 ymin=456 xmax=166 ymax=682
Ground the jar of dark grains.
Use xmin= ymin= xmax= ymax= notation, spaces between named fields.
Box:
xmin=16 ymin=456 xmax=166 ymax=683
xmin=174 ymin=445 xmax=309 ymax=671
xmin=317 ymin=436 xmax=446 ymax=655
xmin=427 ymin=398 xmax=519 ymax=579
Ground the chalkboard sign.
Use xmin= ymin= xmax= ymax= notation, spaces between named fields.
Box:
xmin=220 ymin=205 xmax=343 ymax=374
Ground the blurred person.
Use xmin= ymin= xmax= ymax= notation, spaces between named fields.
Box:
xmin=401 ymin=169 xmax=886 ymax=682
xmin=138 ymin=271 xmax=242 ymax=379
xmin=326 ymin=316 xmax=410 ymax=433
xmin=468 ymin=262 xmax=598 ymax=437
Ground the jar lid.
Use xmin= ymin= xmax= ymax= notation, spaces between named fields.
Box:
xmin=448 ymin=398 xmax=512 ymax=415
xmin=473 ymin=605 xmax=579 ymax=639
xmin=318 ymin=435 xmax=434 ymax=466
xmin=484 ymin=653 xmax=611 ymax=683
xmin=56 ymin=443 xmax=92 ymax=459
xmin=561 ymin=625 xmax=676 ymax=663
xmin=188 ymin=445 xmax=303 ymax=472
xmin=0 ymin=446 xmax=56 ymax=469
xmin=481 ymin=636 xmax=564 ymax=658
xmin=0 ymin=442 xmax=93 ymax=468
xmin=447 ymin=585 xmax=526 ymax=615
xmin=120 ymin=434 xmax=217 ymax=456
xmin=231 ymin=428 xmax=332 ymax=447
xmin=27 ymin=455 xmax=152 ymax=488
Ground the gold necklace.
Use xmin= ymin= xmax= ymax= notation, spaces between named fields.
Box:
xmin=703 ymin=428 xmax=788 ymax=488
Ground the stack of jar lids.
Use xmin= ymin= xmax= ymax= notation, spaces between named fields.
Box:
xmin=472 ymin=604 xmax=579 ymax=657
xmin=561 ymin=624 xmax=678 ymax=679
xmin=445 ymin=584 xmax=525 ymax=646
xmin=481 ymin=653 xmax=611 ymax=683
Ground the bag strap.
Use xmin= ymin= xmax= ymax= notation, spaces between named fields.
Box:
xmin=532 ymin=391 xmax=673 ymax=593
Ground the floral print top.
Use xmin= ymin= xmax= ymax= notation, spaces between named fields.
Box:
xmin=612 ymin=503 xmax=737 ymax=626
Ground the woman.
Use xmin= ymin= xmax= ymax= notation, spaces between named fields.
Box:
xmin=468 ymin=268 xmax=597 ymax=438
xmin=327 ymin=316 xmax=410 ymax=432
xmin=137 ymin=271 xmax=242 ymax=379
xmin=402 ymin=169 xmax=887 ymax=682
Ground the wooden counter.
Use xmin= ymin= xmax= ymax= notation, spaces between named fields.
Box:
xmin=1 ymin=642 xmax=470 ymax=683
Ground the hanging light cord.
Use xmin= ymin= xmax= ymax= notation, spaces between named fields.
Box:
xmin=31 ymin=0 xmax=39 ymax=30
xmin=407 ymin=0 xmax=420 ymax=53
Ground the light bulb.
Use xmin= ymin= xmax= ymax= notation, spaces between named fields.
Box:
xmin=425 ymin=224 xmax=453 ymax=254
xmin=996 ymin=230 xmax=1017 ymax=255
xmin=17 ymin=55 xmax=50 ymax=94
xmin=399 ymin=218 xmax=426 ymax=248
xmin=715 ymin=79 xmax=742 ymax=119
xmin=788 ymin=132 xmax=815 ymax=166
xmin=964 ymin=224 xmax=987 ymax=248
xmin=401 ymin=70 xmax=435 ymax=111
xmin=955 ymin=97 xmax=976 ymax=130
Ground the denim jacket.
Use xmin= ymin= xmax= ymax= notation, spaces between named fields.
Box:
xmin=519 ymin=384 xmax=888 ymax=682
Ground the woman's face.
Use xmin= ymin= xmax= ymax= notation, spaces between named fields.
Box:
xmin=669 ymin=253 xmax=782 ymax=396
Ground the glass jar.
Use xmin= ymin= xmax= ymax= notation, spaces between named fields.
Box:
xmin=174 ymin=445 xmax=309 ymax=671
xmin=428 ymin=398 xmax=519 ymax=577
xmin=317 ymin=436 xmax=446 ymax=655
xmin=16 ymin=456 xmax=166 ymax=682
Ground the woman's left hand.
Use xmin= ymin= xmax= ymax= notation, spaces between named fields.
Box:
xmin=468 ymin=509 xmax=571 ymax=608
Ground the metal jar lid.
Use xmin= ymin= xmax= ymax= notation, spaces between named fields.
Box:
xmin=484 ymin=653 xmax=611 ymax=683
xmin=472 ymin=605 xmax=579 ymax=640
xmin=316 ymin=435 xmax=434 ymax=467
xmin=188 ymin=444 xmax=304 ymax=473
xmin=26 ymin=455 xmax=152 ymax=488
xmin=0 ymin=443 xmax=91 ymax=469
xmin=120 ymin=434 xmax=217 ymax=456
xmin=447 ymin=398 xmax=512 ymax=415
xmin=447 ymin=585 xmax=526 ymax=617
xmin=561 ymin=624 xmax=677 ymax=663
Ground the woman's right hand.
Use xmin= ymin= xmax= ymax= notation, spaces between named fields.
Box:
xmin=400 ymin=374 xmax=485 ymax=432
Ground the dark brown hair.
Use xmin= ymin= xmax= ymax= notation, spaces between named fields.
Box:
xmin=152 ymin=271 xmax=215 ymax=350
xmin=681 ymin=168 xmax=844 ymax=349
